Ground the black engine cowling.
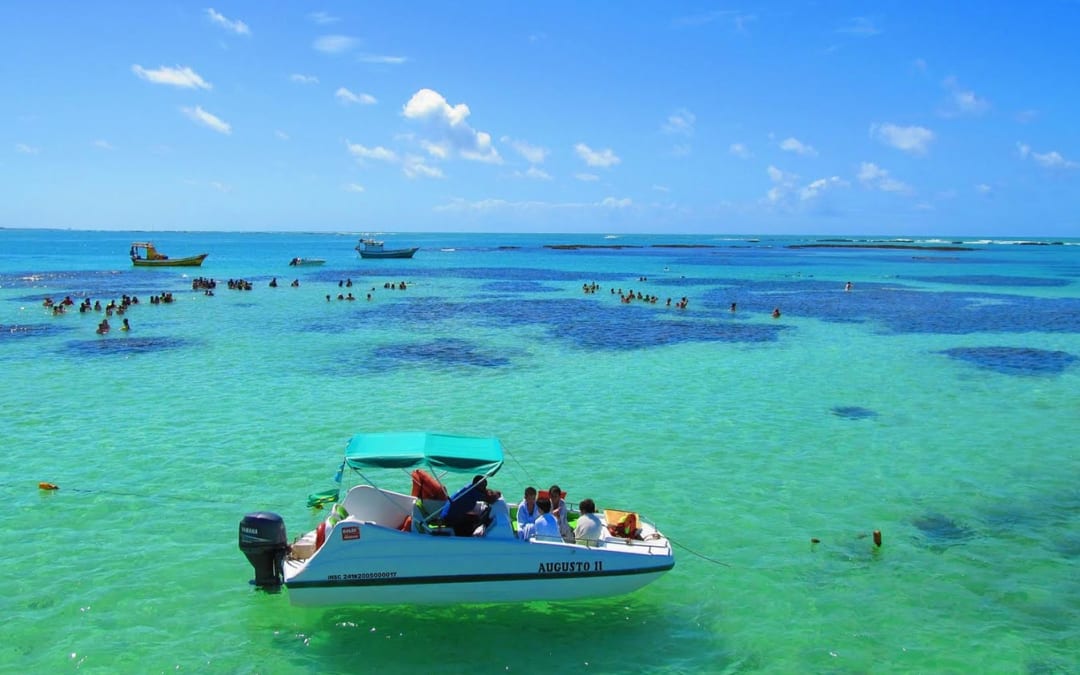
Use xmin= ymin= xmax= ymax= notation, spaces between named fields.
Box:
xmin=239 ymin=512 xmax=288 ymax=589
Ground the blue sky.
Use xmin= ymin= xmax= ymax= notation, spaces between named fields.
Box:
xmin=4 ymin=2 xmax=1079 ymax=236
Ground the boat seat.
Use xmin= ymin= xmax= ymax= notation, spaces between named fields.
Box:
xmin=340 ymin=485 xmax=411 ymax=529
xmin=412 ymin=499 xmax=453 ymax=535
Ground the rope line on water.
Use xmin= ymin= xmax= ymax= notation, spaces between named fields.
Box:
xmin=667 ymin=534 xmax=732 ymax=567
xmin=23 ymin=481 xmax=243 ymax=506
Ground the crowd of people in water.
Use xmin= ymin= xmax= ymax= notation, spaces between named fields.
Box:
xmin=40 ymin=270 xmax=419 ymax=335
xmin=582 ymin=277 xmax=856 ymax=318
xmin=40 ymin=263 xmax=856 ymax=337
xmin=41 ymin=292 xmax=178 ymax=335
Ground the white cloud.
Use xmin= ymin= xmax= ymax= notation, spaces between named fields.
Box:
xmin=434 ymin=196 xmax=633 ymax=213
xmin=345 ymin=141 xmax=398 ymax=163
xmin=765 ymin=165 xmax=798 ymax=203
xmin=673 ymin=10 xmax=755 ymax=32
xmin=132 ymin=64 xmax=211 ymax=89
xmin=729 ymin=142 xmax=751 ymax=158
xmin=181 ymin=106 xmax=231 ymax=134
xmin=858 ymin=161 xmax=912 ymax=193
xmin=460 ymin=131 xmax=500 ymax=164
xmin=975 ymin=183 xmax=992 ymax=195
xmin=940 ymin=77 xmax=989 ymax=117
xmin=403 ymin=155 xmax=444 ymax=179
xmin=870 ymin=123 xmax=934 ymax=155
xmin=574 ymin=142 xmax=620 ymax=167
xmin=780 ymin=137 xmax=818 ymax=156
xmin=800 ymin=176 xmax=847 ymax=200
xmin=358 ymin=54 xmax=408 ymax=65
xmin=308 ymin=11 xmax=339 ymax=25
xmin=514 ymin=166 xmax=552 ymax=180
xmin=92 ymin=139 xmax=113 ymax=150
xmin=290 ymin=73 xmax=319 ymax=85
xmin=344 ymin=183 xmax=365 ymax=193
xmin=402 ymin=88 xmax=501 ymax=163
xmin=206 ymin=8 xmax=250 ymax=36
xmin=275 ymin=130 xmax=289 ymax=141
xmin=210 ymin=181 xmax=231 ymax=193
xmin=837 ymin=17 xmax=880 ymax=36
xmin=501 ymin=136 xmax=548 ymax=164
xmin=15 ymin=143 xmax=40 ymax=154
xmin=652 ymin=184 xmax=670 ymax=193
xmin=575 ymin=173 xmax=599 ymax=182
xmin=420 ymin=139 xmax=450 ymax=159
xmin=1015 ymin=109 xmax=1038 ymax=124
xmin=335 ymin=87 xmax=376 ymax=105
xmin=314 ymin=35 xmax=358 ymax=54
xmin=663 ymin=109 xmax=696 ymax=136
xmin=857 ymin=162 xmax=886 ymax=183
xmin=1017 ymin=142 xmax=1078 ymax=169
xmin=403 ymin=88 xmax=470 ymax=125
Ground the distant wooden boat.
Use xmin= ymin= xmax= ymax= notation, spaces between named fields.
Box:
xmin=289 ymin=257 xmax=326 ymax=266
xmin=130 ymin=242 xmax=207 ymax=267
xmin=356 ymin=239 xmax=419 ymax=259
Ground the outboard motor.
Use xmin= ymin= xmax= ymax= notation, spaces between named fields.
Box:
xmin=239 ymin=512 xmax=289 ymax=589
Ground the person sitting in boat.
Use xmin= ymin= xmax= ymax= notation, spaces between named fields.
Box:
xmin=573 ymin=498 xmax=605 ymax=548
xmin=269 ymin=277 xmax=278 ymax=287
xmin=529 ymin=497 xmax=561 ymax=542
xmin=516 ymin=486 xmax=539 ymax=540
xmin=484 ymin=496 xmax=516 ymax=539
xmin=441 ymin=475 xmax=499 ymax=536
xmin=549 ymin=485 xmax=574 ymax=543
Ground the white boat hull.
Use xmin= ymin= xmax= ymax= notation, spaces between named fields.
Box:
xmin=267 ymin=484 xmax=675 ymax=607
xmin=284 ymin=520 xmax=673 ymax=606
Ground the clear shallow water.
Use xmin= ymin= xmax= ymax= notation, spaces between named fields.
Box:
xmin=1 ymin=229 xmax=1078 ymax=673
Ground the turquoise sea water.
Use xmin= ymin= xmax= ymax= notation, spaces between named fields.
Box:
xmin=1 ymin=229 xmax=1077 ymax=674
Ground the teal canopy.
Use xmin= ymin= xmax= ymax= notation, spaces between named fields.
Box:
xmin=343 ymin=432 xmax=504 ymax=475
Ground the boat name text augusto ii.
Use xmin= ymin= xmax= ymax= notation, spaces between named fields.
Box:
xmin=538 ymin=560 xmax=603 ymax=574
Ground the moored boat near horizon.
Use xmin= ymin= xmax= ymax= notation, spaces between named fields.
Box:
xmin=130 ymin=242 xmax=208 ymax=267
xmin=289 ymin=257 xmax=326 ymax=266
xmin=356 ymin=238 xmax=419 ymax=259
xmin=238 ymin=431 xmax=674 ymax=607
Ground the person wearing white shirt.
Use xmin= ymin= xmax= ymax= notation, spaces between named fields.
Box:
xmin=549 ymin=484 xmax=574 ymax=543
xmin=531 ymin=497 xmax=562 ymax=541
xmin=516 ymin=486 xmax=539 ymax=540
xmin=573 ymin=498 xmax=605 ymax=547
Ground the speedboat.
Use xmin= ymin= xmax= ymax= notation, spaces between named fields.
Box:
xmin=130 ymin=242 xmax=207 ymax=267
xmin=289 ymin=257 xmax=326 ymax=266
xmin=238 ymin=432 xmax=674 ymax=607
xmin=356 ymin=239 xmax=419 ymax=259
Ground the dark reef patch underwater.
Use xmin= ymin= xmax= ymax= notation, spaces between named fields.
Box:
xmin=830 ymin=406 xmax=878 ymax=420
xmin=1 ymin=323 xmax=72 ymax=341
xmin=368 ymin=337 xmax=511 ymax=371
xmin=912 ymin=513 xmax=976 ymax=549
xmin=939 ymin=346 xmax=1077 ymax=376
xmin=701 ymin=280 xmax=1080 ymax=334
xmin=64 ymin=335 xmax=197 ymax=357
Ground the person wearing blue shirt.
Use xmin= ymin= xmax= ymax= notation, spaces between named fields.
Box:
xmin=441 ymin=475 xmax=496 ymax=536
